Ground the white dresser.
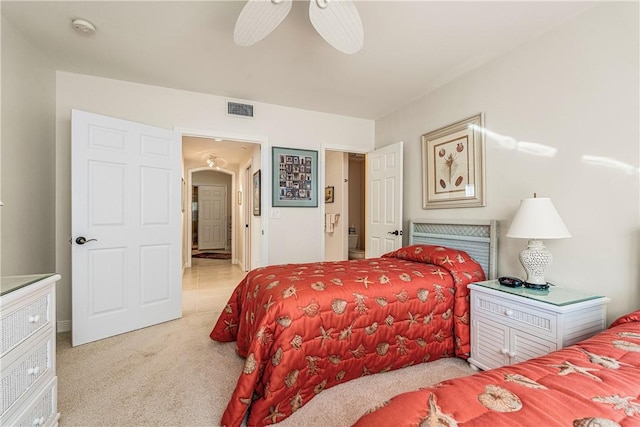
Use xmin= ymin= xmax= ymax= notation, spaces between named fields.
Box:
xmin=468 ymin=280 xmax=610 ymax=371
xmin=1 ymin=274 xmax=61 ymax=427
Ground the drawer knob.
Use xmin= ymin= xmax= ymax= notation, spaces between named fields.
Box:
xmin=27 ymin=366 xmax=41 ymax=375
xmin=28 ymin=314 xmax=40 ymax=323
xmin=504 ymin=309 xmax=513 ymax=317
xmin=508 ymin=351 xmax=516 ymax=358
xmin=500 ymin=348 xmax=509 ymax=355
xmin=32 ymin=416 xmax=45 ymax=426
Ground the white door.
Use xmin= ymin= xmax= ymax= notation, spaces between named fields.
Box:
xmin=198 ymin=185 xmax=226 ymax=250
xmin=366 ymin=141 xmax=404 ymax=258
xmin=71 ymin=110 xmax=182 ymax=346
xmin=244 ymin=166 xmax=252 ymax=271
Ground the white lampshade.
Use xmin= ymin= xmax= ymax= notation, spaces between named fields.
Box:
xmin=506 ymin=197 xmax=571 ymax=287
xmin=506 ymin=197 xmax=571 ymax=239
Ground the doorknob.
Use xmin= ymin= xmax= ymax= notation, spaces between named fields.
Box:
xmin=387 ymin=230 xmax=402 ymax=236
xmin=75 ymin=237 xmax=97 ymax=245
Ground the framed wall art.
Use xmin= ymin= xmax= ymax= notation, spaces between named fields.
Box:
xmin=253 ymin=170 xmax=261 ymax=216
xmin=181 ymin=178 xmax=186 ymax=212
xmin=421 ymin=113 xmax=486 ymax=209
xmin=272 ymin=147 xmax=318 ymax=207
xmin=325 ymin=186 xmax=334 ymax=203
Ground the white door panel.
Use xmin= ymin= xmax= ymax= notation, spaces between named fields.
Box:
xmin=244 ymin=166 xmax=252 ymax=271
xmin=198 ymin=185 xmax=226 ymax=250
xmin=366 ymin=141 xmax=403 ymax=258
xmin=72 ymin=109 xmax=182 ymax=346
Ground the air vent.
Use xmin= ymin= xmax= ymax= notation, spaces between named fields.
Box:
xmin=227 ymin=101 xmax=254 ymax=118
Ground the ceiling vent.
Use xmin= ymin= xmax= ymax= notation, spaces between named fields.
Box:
xmin=227 ymin=100 xmax=254 ymax=118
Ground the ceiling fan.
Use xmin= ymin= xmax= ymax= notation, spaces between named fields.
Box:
xmin=234 ymin=0 xmax=364 ymax=54
xmin=205 ymin=154 xmax=228 ymax=170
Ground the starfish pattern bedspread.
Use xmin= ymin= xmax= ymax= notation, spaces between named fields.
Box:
xmin=354 ymin=310 xmax=640 ymax=427
xmin=210 ymin=245 xmax=485 ymax=427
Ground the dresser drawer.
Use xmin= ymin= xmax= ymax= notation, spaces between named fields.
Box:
xmin=1 ymin=289 xmax=53 ymax=357
xmin=472 ymin=291 xmax=558 ymax=339
xmin=1 ymin=376 xmax=58 ymax=427
xmin=1 ymin=329 xmax=54 ymax=416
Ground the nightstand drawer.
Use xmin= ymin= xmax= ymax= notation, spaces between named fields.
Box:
xmin=1 ymin=275 xmax=60 ymax=427
xmin=2 ymin=377 xmax=58 ymax=427
xmin=472 ymin=291 xmax=558 ymax=339
xmin=1 ymin=290 xmax=52 ymax=357
xmin=1 ymin=330 xmax=54 ymax=416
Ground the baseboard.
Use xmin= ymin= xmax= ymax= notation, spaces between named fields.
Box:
xmin=57 ymin=319 xmax=72 ymax=333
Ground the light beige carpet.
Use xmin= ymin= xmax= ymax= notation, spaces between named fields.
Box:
xmin=57 ymin=311 xmax=475 ymax=427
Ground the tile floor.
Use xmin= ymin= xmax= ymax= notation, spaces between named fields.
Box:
xmin=182 ymin=257 xmax=246 ymax=315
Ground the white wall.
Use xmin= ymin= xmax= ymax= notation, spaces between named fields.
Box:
xmin=376 ymin=2 xmax=640 ymax=323
xmin=1 ymin=16 xmax=56 ymax=276
xmin=54 ymin=72 xmax=374 ymax=325
xmin=193 ymin=170 xmax=232 ymax=187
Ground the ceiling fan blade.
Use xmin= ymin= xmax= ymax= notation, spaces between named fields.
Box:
xmin=309 ymin=0 xmax=364 ymax=54
xmin=234 ymin=0 xmax=293 ymax=47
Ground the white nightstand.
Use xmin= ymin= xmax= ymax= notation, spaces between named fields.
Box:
xmin=1 ymin=274 xmax=61 ymax=427
xmin=468 ymin=280 xmax=610 ymax=371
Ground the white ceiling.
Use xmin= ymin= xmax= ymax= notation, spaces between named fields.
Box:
xmin=2 ymin=0 xmax=595 ymax=165
xmin=183 ymin=135 xmax=256 ymax=169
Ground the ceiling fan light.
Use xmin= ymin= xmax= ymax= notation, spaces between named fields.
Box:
xmin=234 ymin=0 xmax=293 ymax=47
xmin=309 ymin=0 xmax=364 ymax=54
xmin=205 ymin=153 xmax=228 ymax=169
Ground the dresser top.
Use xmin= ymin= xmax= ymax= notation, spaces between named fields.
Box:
xmin=469 ymin=279 xmax=607 ymax=307
xmin=1 ymin=274 xmax=57 ymax=296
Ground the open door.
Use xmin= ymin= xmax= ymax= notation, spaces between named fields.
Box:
xmin=366 ymin=141 xmax=404 ymax=258
xmin=243 ymin=166 xmax=252 ymax=271
xmin=71 ymin=110 xmax=182 ymax=346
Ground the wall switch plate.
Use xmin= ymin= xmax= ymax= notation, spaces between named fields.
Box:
xmin=271 ymin=209 xmax=281 ymax=219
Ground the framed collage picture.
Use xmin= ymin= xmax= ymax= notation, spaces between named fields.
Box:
xmin=272 ymin=147 xmax=318 ymax=207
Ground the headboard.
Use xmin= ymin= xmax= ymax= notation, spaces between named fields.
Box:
xmin=408 ymin=219 xmax=498 ymax=280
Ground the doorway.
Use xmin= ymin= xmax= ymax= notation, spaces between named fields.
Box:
xmin=347 ymin=153 xmax=366 ymax=260
xmin=323 ymin=150 xmax=366 ymax=261
xmin=180 ymin=134 xmax=264 ymax=320
xmin=323 ymin=142 xmax=404 ymax=261
xmin=181 ymin=134 xmax=264 ymax=271
xmin=191 ymin=176 xmax=230 ymax=253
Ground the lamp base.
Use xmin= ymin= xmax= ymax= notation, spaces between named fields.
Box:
xmin=518 ymin=239 xmax=552 ymax=285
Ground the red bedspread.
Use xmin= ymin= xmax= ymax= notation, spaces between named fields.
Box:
xmin=354 ymin=310 xmax=640 ymax=427
xmin=210 ymin=245 xmax=485 ymax=427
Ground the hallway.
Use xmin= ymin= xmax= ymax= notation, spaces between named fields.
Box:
xmin=182 ymin=257 xmax=245 ymax=315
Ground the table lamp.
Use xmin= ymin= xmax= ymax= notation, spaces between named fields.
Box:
xmin=506 ymin=195 xmax=571 ymax=289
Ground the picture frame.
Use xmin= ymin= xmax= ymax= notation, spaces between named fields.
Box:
xmin=253 ymin=170 xmax=261 ymax=216
xmin=181 ymin=178 xmax=186 ymax=212
xmin=421 ymin=113 xmax=486 ymax=209
xmin=272 ymin=147 xmax=318 ymax=207
xmin=325 ymin=186 xmax=334 ymax=203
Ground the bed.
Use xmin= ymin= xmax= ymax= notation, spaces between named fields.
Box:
xmin=354 ymin=309 xmax=640 ymax=427
xmin=210 ymin=219 xmax=498 ymax=427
